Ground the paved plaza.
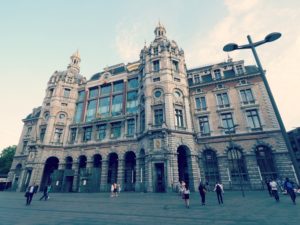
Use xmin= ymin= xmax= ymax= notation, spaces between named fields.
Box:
xmin=0 ymin=190 xmax=299 ymax=225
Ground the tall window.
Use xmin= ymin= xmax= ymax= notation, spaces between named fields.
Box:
xmin=64 ymin=88 xmax=71 ymax=98
xmin=203 ymin=150 xmax=220 ymax=183
xmin=240 ymin=89 xmax=255 ymax=104
xmin=153 ymin=60 xmax=160 ymax=72
xmin=246 ymin=109 xmax=262 ymax=131
xmin=99 ymin=97 xmax=110 ymax=117
xmin=127 ymin=91 xmax=138 ymax=113
xmin=217 ymin=93 xmax=230 ymax=108
xmin=221 ymin=113 xmax=235 ymax=134
xmin=172 ymin=60 xmax=179 ymax=72
xmin=78 ymin=91 xmax=85 ymax=101
xmin=97 ymin=124 xmax=106 ymax=140
xmin=70 ymin=128 xmax=77 ymax=143
xmin=127 ymin=119 xmax=135 ymax=136
xmin=214 ymin=69 xmax=222 ymax=80
xmin=236 ymin=65 xmax=244 ymax=74
xmin=153 ymin=47 xmax=158 ymax=55
xmin=113 ymin=81 xmax=124 ymax=93
xmin=48 ymin=88 xmax=54 ymax=97
xmin=199 ymin=116 xmax=210 ymax=136
xmin=227 ymin=148 xmax=248 ymax=182
xmin=154 ymin=109 xmax=164 ymax=126
xmin=40 ymin=127 xmax=46 ymax=142
xmin=128 ymin=78 xmax=138 ymax=89
xmin=112 ymin=95 xmax=123 ymax=116
xmin=22 ymin=141 xmax=28 ymax=153
xmin=175 ymin=109 xmax=184 ymax=128
xmin=194 ymin=74 xmax=200 ymax=83
xmin=101 ymin=84 xmax=111 ymax=95
xmin=54 ymin=128 xmax=63 ymax=143
xmin=86 ymin=100 xmax=97 ymax=122
xmin=74 ymin=103 xmax=83 ymax=123
xmin=256 ymin=146 xmax=277 ymax=179
xmin=83 ymin=127 xmax=92 ymax=142
xmin=195 ymin=96 xmax=207 ymax=110
xmin=140 ymin=110 xmax=145 ymax=132
xmin=111 ymin=122 xmax=121 ymax=138
xmin=89 ymin=87 xmax=98 ymax=99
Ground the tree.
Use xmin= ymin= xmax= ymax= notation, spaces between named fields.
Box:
xmin=0 ymin=145 xmax=16 ymax=174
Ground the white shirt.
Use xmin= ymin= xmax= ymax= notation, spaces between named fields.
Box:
xmin=269 ymin=181 xmax=278 ymax=190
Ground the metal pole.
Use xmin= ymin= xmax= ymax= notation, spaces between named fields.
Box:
xmin=247 ymin=35 xmax=300 ymax=182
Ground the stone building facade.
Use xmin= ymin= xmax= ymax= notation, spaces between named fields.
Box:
xmin=8 ymin=24 xmax=296 ymax=192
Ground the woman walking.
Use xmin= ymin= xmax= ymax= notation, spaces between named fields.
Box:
xmin=182 ymin=185 xmax=190 ymax=208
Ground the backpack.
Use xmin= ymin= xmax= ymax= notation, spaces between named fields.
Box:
xmin=216 ymin=184 xmax=222 ymax=192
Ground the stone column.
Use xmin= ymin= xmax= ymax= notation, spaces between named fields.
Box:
xmin=189 ymin=154 xmax=200 ymax=191
xmin=146 ymin=156 xmax=153 ymax=192
xmin=135 ymin=158 xmax=141 ymax=192
xmin=100 ymin=160 xmax=108 ymax=192
xmin=72 ymin=162 xmax=79 ymax=192
xmin=244 ymin=154 xmax=262 ymax=189
xmin=117 ymin=159 xmax=125 ymax=191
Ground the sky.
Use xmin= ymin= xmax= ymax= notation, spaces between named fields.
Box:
xmin=0 ymin=0 xmax=300 ymax=151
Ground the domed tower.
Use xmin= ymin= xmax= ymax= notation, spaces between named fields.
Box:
xmin=139 ymin=23 xmax=197 ymax=192
xmin=40 ymin=51 xmax=86 ymax=145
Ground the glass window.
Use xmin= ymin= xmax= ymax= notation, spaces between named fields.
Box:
xmin=194 ymin=74 xmax=200 ymax=83
xmin=127 ymin=119 xmax=135 ymax=136
xmin=86 ymin=100 xmax=97 ymax=122
xmin=246 ymin=109 xmax=262 ymax=131
xmin=112 ymin=95 xmax=123 ymax=116
xmin=113 ymin=81 xmax=124 ymax=93
xmin=78 ymin=91 xmax=85 ymax=101
xmin=153 ymin=47 xmax=158 ymax=55
xmin=83 ymin=127 xmax=92 ymax=142
xmin=128 ymin=78 xmax=138 ymax=89
xmin=221 ymin=113 xmax=235 ymax=134
xmin=217 ymin=93 xmax=230 ymax=108
xmin=199 ymin=116 xmax=210 ymax=136
xmin=101 ymin=84 xmax=111 ymax=95
xmin=154 ymin=109 xmax=164 ymax=126
xmin=153 ymin=77 xmax=160 ymax=82
xmin=175 ymin=109 xmax=184 ymax=127
xmin=227 ymin=148 xmax=248 ymax=182
xmin=153 ymin=60 xmax=160 ymax=72
xmin=202 ymin=150 xmax=220 ymax=184
xmin=99 ymin=97 xmax=110 ymax=117
xmin=240 ymin=89 xmax=255 ymax=104
xmin=172 ymin=60 xmax=179 ymax=72
xmin=70 ymin=128 xmax=77 ymax=143
xmin=236 ymin=65 xmax=244 ymax=74
xmin=154 ymin=90 xmax=162 ymax=98
xmin=64 ymin=88 xmax=71 ymax=98
xmin=54 ymin=128 xmax=63 ymax=143
xmin=126 ymin=91 xmax=138 ymax=113
xmin=111 ymin=122 xmax=121 ymax=138
xmin=89 ymin=87 xmax=98 ymax=99
xmin=40 ymin=127 xmax=46 ymax=142
xmin=97 ymin=124 xmax=106 ymax=140
xmin=74 ymin=103 xmax=83 ymax=123
xmin=214 ymin=69 xmax=222 ymax=80
xmin=174 ymin=91 xmax=181 ymax=98
xmin=195 ymin=97 xmax=207 ymax=110
xmin=256 ymin=146 xmax=277 ymax=180
xmin=48 ymin=88 xmax=54 ymax=98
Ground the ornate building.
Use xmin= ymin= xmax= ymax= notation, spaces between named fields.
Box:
xmin=8 ymin=24 xmax=296 ymax=192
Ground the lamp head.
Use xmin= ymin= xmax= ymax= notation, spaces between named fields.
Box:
xmin=264 ymin=32 xmax=281 ymax=43
xmin=223 ymin=43 xmax=238 ymax=52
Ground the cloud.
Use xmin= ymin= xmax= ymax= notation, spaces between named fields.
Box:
xmin=185 ymin=0 xmax=300 ymax=129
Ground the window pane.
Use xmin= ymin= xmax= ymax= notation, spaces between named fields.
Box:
xmin=127 ymin=91 xmax=138 ymax=113
xmin=112 ymin=95 xmax=123 ymax=116
xmin=113 ymin=81 xmax=124 ymax=93
xmin=74 ymin=103 xmax=83 ymax=123
xmin=86 ymin=100 xmax=97 ymax=122
xmin=128 ymin=78 xmax=138 ymax=89
xmin=89 ymin=87 xmax=98 ymax=98
xmin=99 ymin=97 xmax=110 ymax=116
xmin=78 ymin=91 xmax=85 ymax=101
xmin=101 ymin=84 xmax=111 ymax=95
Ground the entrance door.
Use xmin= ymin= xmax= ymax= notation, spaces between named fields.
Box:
xmin=155 ymin=163 xmax=165 ymax=192
xmin=64 ymin=176 xmax=74 ymax=192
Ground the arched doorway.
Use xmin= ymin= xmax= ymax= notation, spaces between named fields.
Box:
xmin=107 ymin=153 xmax=118 ymax=185
xmin=227 ymin=147 xmax=248 ymax=187
xmin=41 ymin=157 xmax=59 ymax=191
xmin=92 ymin=154 xmax=102 ymax=192
xmin=177 ymin=145 xmax=193 ymax=188
xmin=12 ymin=164 xmax=22 ymax=191
xmin=202 ymin=149 xmax=220 ymax=185
xmin=255 ymin=145 xmax=277 ymax=180
xmin=78 ymin=155 xmax=88 ymax=192
xmin=63 ymin=157 xmax=73 ymax=192
xmin=124 ymin=151 xmax=136 ymax=191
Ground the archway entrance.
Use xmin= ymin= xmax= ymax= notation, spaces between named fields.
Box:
xmin=107 ymin=153 xmax=118 ymax=186
xmin=154 ymin=163 xmax=165 ymax=192
xmin=124 ymin=151 xmax=136 ymax=191
xmin=255 ymin=145 xmax=277 ymax=180
xmin=91 ymin=154 xmax=102 ymax=192
xmin=202 ymin=149 xmax=220 ymax=185
xmin=63 ymin=156 xmax=73 ymax=192
xmin=12 ymin=164 xmax=22 ymax=191
xmin=41 ymin=157 xmax=59 ymax=191
xmin=78 ymin=155 xmax=88 ymax=192
xmin=177 ymin=145 xmax=192 ymax=188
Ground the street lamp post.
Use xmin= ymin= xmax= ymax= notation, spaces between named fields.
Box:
xmin=223 ymin=33 xmax=300 ymax=183
xmin=219 ymin=125 xmax=245 ymax=197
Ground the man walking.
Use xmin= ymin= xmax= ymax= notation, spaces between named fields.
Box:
xmin=284 ymin=178 xmax=296 ymax=205
xmin=39 ymin=185 xmax=50 ymax=201
xmin=25 ymin=184 xmax=35 ymax=205
xmin=198 ymin=182 xmax=207 ymax=205
xmin=269 ymin=179 xmax=279 ymax=202
xmin=214 ymin=181 xmax=224 ymax=205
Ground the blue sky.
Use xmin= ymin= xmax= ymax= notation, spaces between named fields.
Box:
xmin=1 ymin=0 xmax=300 ymax=151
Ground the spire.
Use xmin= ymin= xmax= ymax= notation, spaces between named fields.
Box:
xmin=154 ymin=21 xmax=166 ymax=40
xmin=68 ymin=50 xmax=81 ymax=73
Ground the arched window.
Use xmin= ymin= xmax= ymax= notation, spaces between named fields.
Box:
xmin=202 ymin=149 xmax=220 ymax=184
xmin=256 ymin=145 xmax=277 ymax=180
xmin=227 ymin=148 xmax=248 ymax=182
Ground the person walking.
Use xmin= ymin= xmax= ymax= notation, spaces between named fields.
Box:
xmin=214 ymin=181 xmax=224 ymax=205
xmin=182 ymin=185 xmax=190 ymax=208
xmin=39 ymin=185 xmax=49 ymax=201
xmin=198 ymin=182 xmax=207 ymax=205
xmin=269 ymin=179 xmax=280 ymax=202
xmin=25 ymin=184 xmax=35 ymax=205
xmin=265 ymin=179 xmax=272 ymax=197
xmin=284 ymin=178 xmax=296 ymax=205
